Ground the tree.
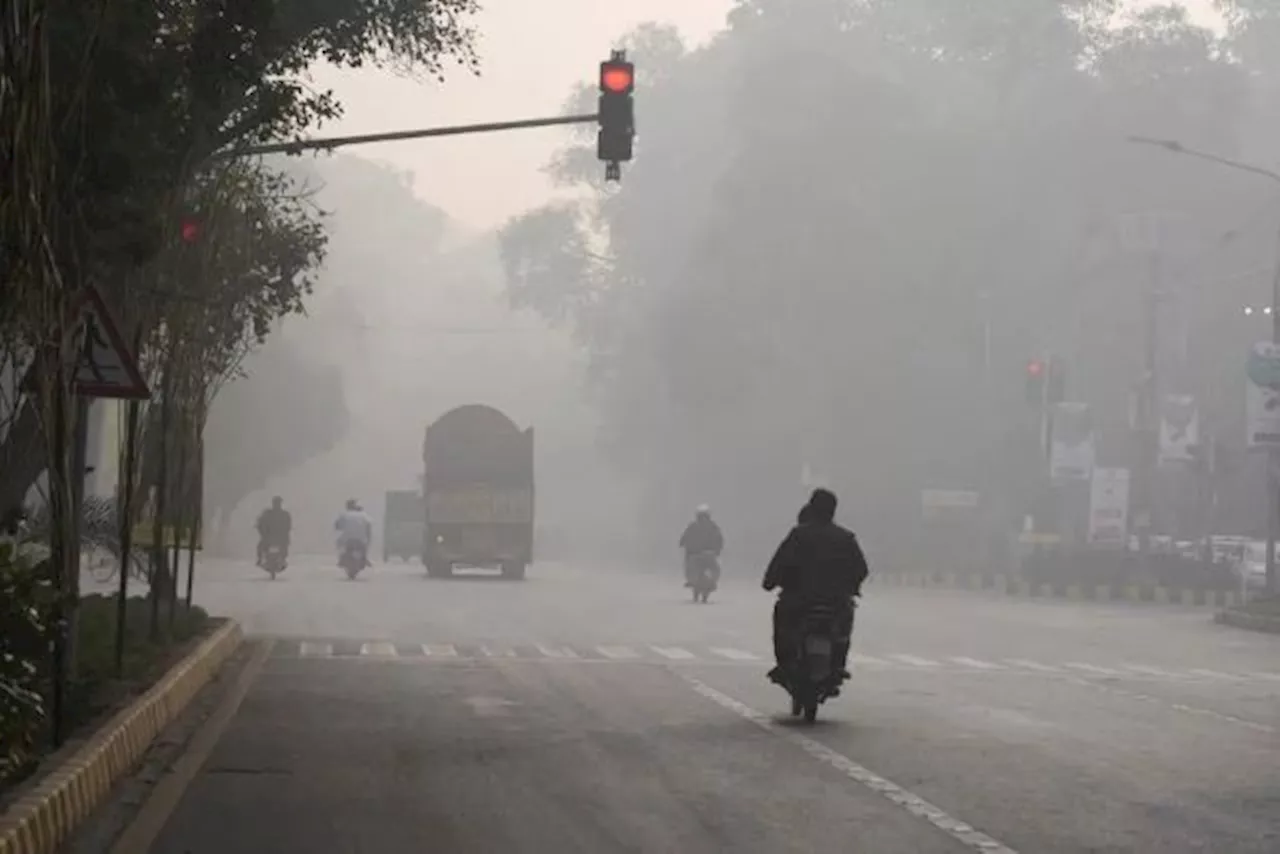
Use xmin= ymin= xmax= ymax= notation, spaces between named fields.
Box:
xmin=502 ymin=2 xmax=1274 ymax=557
xmin=0 ymin=0 xmax=480 ymax=511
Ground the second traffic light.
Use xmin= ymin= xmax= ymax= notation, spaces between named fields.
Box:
xmin=597 ymin=49 xmax=635 ymax=181
xmin=1025 ymin=356 xmax=1066 ymax=405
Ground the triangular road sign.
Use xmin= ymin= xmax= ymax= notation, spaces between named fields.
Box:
xmin=71 ymin=286 xmax=149 ymax=399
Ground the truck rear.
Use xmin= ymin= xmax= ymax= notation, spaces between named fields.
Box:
xmin=383 ymin=490 xmax=424 ymax=562
xmin=422 ymin=405 xmax=534 ymax=579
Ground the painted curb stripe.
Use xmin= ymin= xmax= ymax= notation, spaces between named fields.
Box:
xmin=0 ymin=620 xmax=243 ymax=854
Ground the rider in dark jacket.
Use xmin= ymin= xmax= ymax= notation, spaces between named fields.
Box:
xmin=680 ymin=505 xmax=724 ymax=584
xmin=256 ymin=496 xmax=292 ymax=566
xmin=763 ymin=488 xmax=868 ymax=683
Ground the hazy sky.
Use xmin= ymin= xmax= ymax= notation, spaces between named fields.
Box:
xmin=310 ymin=0 xmax=1220 ymax=231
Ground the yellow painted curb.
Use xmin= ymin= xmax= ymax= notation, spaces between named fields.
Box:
xmin=0 ymin=620 xmax=243 ymax=854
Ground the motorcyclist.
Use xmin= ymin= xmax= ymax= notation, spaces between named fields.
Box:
xmin=334 ymin=498 xmax=374 ymax=567
xmin=763 ymin=488 xmax=868 ymax=686
xmin=679 ymin=504 xmax=724 ymax=586
xmin=255 ymin=496 xmax=292 ymax=567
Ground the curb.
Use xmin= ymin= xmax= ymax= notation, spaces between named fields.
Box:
xmin=0 ymin=620 xmax=243 ymax=854
xmin=870 ymin=572 xmax=1242 ymax=608
xmin=1214 ymin=608 xmax=1280 ymax=634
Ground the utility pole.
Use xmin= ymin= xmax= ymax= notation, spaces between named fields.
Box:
xmin=1268 ymin=224 xmax=1280 ymax=591
xmin=1136 ymin=254 xmax=1160 ymax=557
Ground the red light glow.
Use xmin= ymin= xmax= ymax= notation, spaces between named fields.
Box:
xmin=601 ymin=65 xmax=633 ymax=93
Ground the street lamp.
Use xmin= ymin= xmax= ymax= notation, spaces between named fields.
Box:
xmin=1130 ymin=135 xmax=1280 ymax=593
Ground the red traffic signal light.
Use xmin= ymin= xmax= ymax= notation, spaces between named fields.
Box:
xmin=600 ymin=60 xmax=634 ymax=94
xmin=1026 ymin=360 xmax=1043 ymax=376
xmin=180 ymin=218 xmax=200 ymax=243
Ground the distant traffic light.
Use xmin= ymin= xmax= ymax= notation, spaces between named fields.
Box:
xmin=1025 ymin=359 xmax=1044 ymax=404
xmin=597 ymin=50 xmax=635 ymax=181
xmin=179 ymin=217 xmax=200 ymax=243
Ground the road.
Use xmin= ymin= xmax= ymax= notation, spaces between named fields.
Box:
xmin=81 ymin=557 xmax=1279 ymax=852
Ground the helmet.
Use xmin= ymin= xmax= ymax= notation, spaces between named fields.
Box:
xmin=696 ymin=504 xmax=711 ymax=516
xmin=271 ymin=495 xmax=283 ymax=507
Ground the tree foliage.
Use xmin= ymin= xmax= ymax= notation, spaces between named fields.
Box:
xmin=501 ymin=0 xmax=1280 ymax=556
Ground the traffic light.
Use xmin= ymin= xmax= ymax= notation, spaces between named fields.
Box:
xmin=179 ymin=216 xmax=200 ymax=243
xmin=597 ymin=49 xmax=635 ymax=181
xmin=1025 ymin=359 xmax=1044 ymax=404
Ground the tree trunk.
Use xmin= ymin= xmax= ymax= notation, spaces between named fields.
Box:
xmin=148 ymin=372 xmax=174 ymax=641
xmin=168 ymin=420 xmax=189 ymax=627
xmin=0 ymin=403 xmax=45 ymax=513
xmin=116 ymin=397 xmax=141 ymax=677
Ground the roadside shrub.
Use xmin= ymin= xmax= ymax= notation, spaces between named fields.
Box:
xmin=0 ymin=545 xmax=54 ymax=783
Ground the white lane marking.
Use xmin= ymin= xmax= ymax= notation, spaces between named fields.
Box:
xmin=1068 ymin=677 xmax=1277 ymax=735
xmin=464 ymin=696 xmax=519 ymax=717
xmin=951 ymin=657 xmax=1003 ymax=670
xmin=889 ymin=654 xmax=938 ymax=667
xmin=850 ymin=653 xmax=888 ymax=667
xmin=299 ymin=641 xmax=332 ymax=657
xmin=1247 ymin=671 xmax=1280 ymax=682
xmin=1120 ymin=663 xmax=1176 ymax=677
xmin=423 ymin=643 xmax=458 ymax=657
xmin=480 ymin=645 xmax=517 ymax=657
xmin=598 ymin=645 xmax=641 ymax=659
xmin=1064 ymin=662 xmax=1122 ymax=676
xmin=711 ymin=647 xmax=760 ymax=661
xmin=680 ymin=675 xmax=1019 ymax=854
xmin=1188 ymin=668 xmax=1243 ymax=680
xmin=651 ymin=645 xmax=696 ymax=660
xmin=536 ymin=644 xmax=579 ymax=659
xmin=360 ymin=642 xmax=397 ymax=657
xmin=1004 ymin=659 xmax=1058 ymax=672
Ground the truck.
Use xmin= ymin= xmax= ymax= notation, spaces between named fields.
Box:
xmin=382 ymin=489 xmax=424 ymax=562
xmin=422 ymin=405 xmax=534 ymax=580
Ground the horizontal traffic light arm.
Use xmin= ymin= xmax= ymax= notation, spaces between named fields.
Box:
xmin=209 ymin=113 xmax=601 ymax=160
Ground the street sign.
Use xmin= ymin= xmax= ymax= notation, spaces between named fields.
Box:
xmin=1158 ymin=394 xmax=1198 ymax=465
xmin=20 ymin=286 xmax=149 ymax=399
xmin=1246 ymin=341 xmax=1280 ymax=448
xmin=1050 ymin=402 xmax=1095 ymax=482
xmin=1088 ymin=468 xmax=1130 ymax=547
xmin=73 ymin=286 xmax=149 ymax=398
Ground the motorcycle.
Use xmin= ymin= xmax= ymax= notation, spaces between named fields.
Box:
xmin=687 ymin=551 xmax=719 ymax=603
xmin=781 ymin=601 xmax=849 ymax=722
xmin=262 ymin=544 xmax=287 ymax=580
xmin=340 ymin=540 xmax=369 ymax=580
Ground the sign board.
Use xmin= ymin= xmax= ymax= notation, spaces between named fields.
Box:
xmin=1246 ymin=342 xmax=1280 ymax=448
xmin=1158 ymin=394 xmax=1198 ymax=465
xmin=920 ymin=489 xmax=980 ymax=522
xmin=1088 ymin=467 xmax=1130 ymax=547
xmin=20 ymin=286 xmax=150 ymax=399
xmin=1050 ymin=402 xmax=1095 ymax=482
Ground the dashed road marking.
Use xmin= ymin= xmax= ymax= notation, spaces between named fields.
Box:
xmin=1064 ymin=662 xmax=1122 ymax=676
xmin=1188 ymin=668 xmax=1243 ymax=680
xmin=889 ymin=654 xmax=938 ymax=667
xmin=480 ymin=645 xmax=517 ymax=658
xmin=951 ymin=656 xmax=1003 ymax=670
xmin=1120 ymin=663 xmax=1175 ymax=677
xmin=1004 ymin=659 xmax=1058 ymax=672
xmin=680 ymin=675 xmax=1019 ymax=854
xmin=850 ymin=653 xmax=888 ymax=667
xmin=299 ymin=641 xmax=332 ymax=657
xmin=651 ymin=646 xmax=696 ymax=660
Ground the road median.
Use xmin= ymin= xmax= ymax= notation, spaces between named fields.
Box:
xmin=1215 ymin=596 xmax=1280 ymax=634
xmin=0 ymin=620 xmax=243 ymax=854
xmin=871 ymin=570 xmax=1242 ymax=609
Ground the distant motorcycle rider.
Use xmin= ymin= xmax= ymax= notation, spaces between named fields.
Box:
xmin=679 ymin=505 xmax=724 ymax=586
xmin=763 ymin=488 xmax=868 ymax=685
xmin=334 ymin=499 xmax=374 ymax=567
xmin=255 ymin=496 xmax=292 ymax=567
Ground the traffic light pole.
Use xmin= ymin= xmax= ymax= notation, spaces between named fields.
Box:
xmin=210 ymin=113 xmax=600 ymax=160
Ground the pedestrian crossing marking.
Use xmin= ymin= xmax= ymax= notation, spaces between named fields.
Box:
xmin=710 ymin=647 xmax=759 ymax=661
xmin=423 ymin=644 xmax=457 ymax=657
xmin=536 ymin=644 xmax=578 ymax=659
xmin=597 ymin=645 xmax=640 ymax=659
xmin=274 ymin=640 xmax=1280 ymax=685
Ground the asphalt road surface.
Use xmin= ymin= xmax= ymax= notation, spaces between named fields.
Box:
xmin=81 ymin=557 xmax=1279 ymax=852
